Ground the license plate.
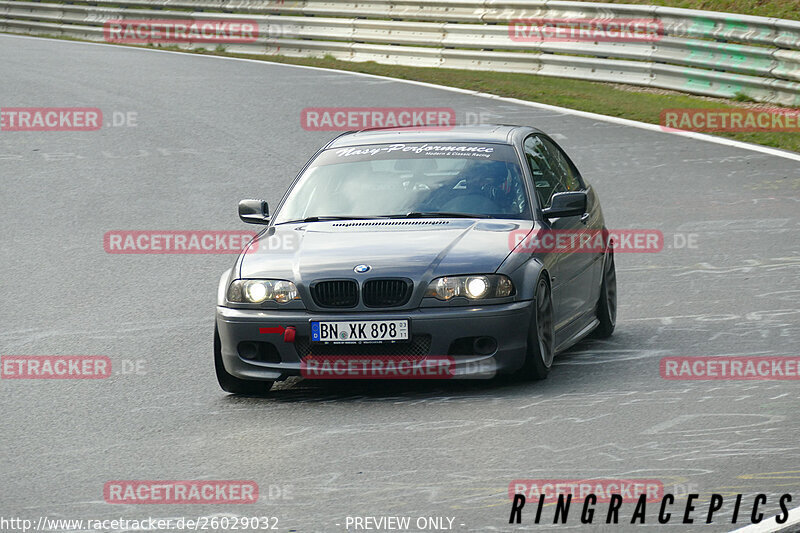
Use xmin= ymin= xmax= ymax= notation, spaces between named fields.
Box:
xmin=310 ymin=320 xmax=409 ymax=343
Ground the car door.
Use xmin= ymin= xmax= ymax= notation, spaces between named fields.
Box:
xmin=523 ymin=135 xmax=596 ymax=334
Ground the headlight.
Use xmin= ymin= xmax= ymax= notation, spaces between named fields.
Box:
xmin=465 ymin=276 xmax=489 ymax=298
xmin=244 ymin=280 xmax=271 ymax=303
xmin=425 ymin=275 xmax=515 ymax=301
xmin=272 ymin=280 xmax=299 ymax=303
xmin=227 ymin=279 xmax=300 ymax=304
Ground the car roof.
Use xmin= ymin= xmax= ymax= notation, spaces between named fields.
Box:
xmin=326 ymin=124 xmax=541 ymax=148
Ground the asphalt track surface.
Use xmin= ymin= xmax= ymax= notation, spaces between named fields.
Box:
xmin=1 ymin=34 xmax=799 ymax=533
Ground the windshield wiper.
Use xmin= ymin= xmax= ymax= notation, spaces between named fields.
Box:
xmin=395 ymin=212 xmax=491 ymax=219
xmin=278 ymin=213 xmax=490 ymax=224
xmin=277 ymin=216 xmax=390 ymax=224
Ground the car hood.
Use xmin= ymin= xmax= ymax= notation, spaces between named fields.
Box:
xmin=239 ymin=219 xmax=532 ymax=282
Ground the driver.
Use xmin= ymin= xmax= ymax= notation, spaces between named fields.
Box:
xmin=458 ymin=160 xmax=516 ymax=209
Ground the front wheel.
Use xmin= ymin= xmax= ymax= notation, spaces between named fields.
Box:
xmin=214 ymin=325 xmax=273 ymax=395
xmin=594 ymin=248 xmax=617 ymax=338
xmin=519 ymin=276 xmax=555 ymax=380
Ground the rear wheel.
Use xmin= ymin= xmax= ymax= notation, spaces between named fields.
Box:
xmin=214 ymin=325 xmax=273 ymax=395
xmin=594 ymin=248 xmax=617 ymax=338
xmin=519 ymin=276 xmax=555 ymax=380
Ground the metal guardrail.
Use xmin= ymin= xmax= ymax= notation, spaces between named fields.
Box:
xmin=1 ymin=0 xmax=798 ymax=105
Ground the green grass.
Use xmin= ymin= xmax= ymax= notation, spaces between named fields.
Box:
xmin=569 ymin=0 xmax=798 ymax=20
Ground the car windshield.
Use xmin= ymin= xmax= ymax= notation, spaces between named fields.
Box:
xmin=273 ymin=142 xmax=529 ymax=223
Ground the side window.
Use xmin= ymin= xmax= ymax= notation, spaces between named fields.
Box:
xmin=539 ymin=137 xmax=583 ymax=192
xmin=523 ymin=135 xmax=582 ymax=208
xmin=523 ymin=136 xmax=560 ymax=208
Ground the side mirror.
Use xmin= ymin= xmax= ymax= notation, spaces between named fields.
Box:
xmin=238 ymin=199 xmax=270 ymax=224
xmin=542 ymin=191 xmax=587 ymax=219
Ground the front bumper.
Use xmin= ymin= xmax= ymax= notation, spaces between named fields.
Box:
xmin=215 ymin=301 xmax=533 ymax=381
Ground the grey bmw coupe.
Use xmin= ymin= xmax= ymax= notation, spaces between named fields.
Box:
xmin=214 ymin=125 xmax=616 ymax=393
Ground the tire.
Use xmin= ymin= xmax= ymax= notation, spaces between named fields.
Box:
xmin=214 ymin=325 xmax=274 ymax=395
xmin=519 ymin=276 xmax=555 ymax=380
xmin=594 ymin=248 xmax=617 ymax=338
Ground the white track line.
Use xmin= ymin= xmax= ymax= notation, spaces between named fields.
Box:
xmin=3 ymin=33 xmax=800 ymax=163
xmin=728 ymin=504 xmax=800 ymax=533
